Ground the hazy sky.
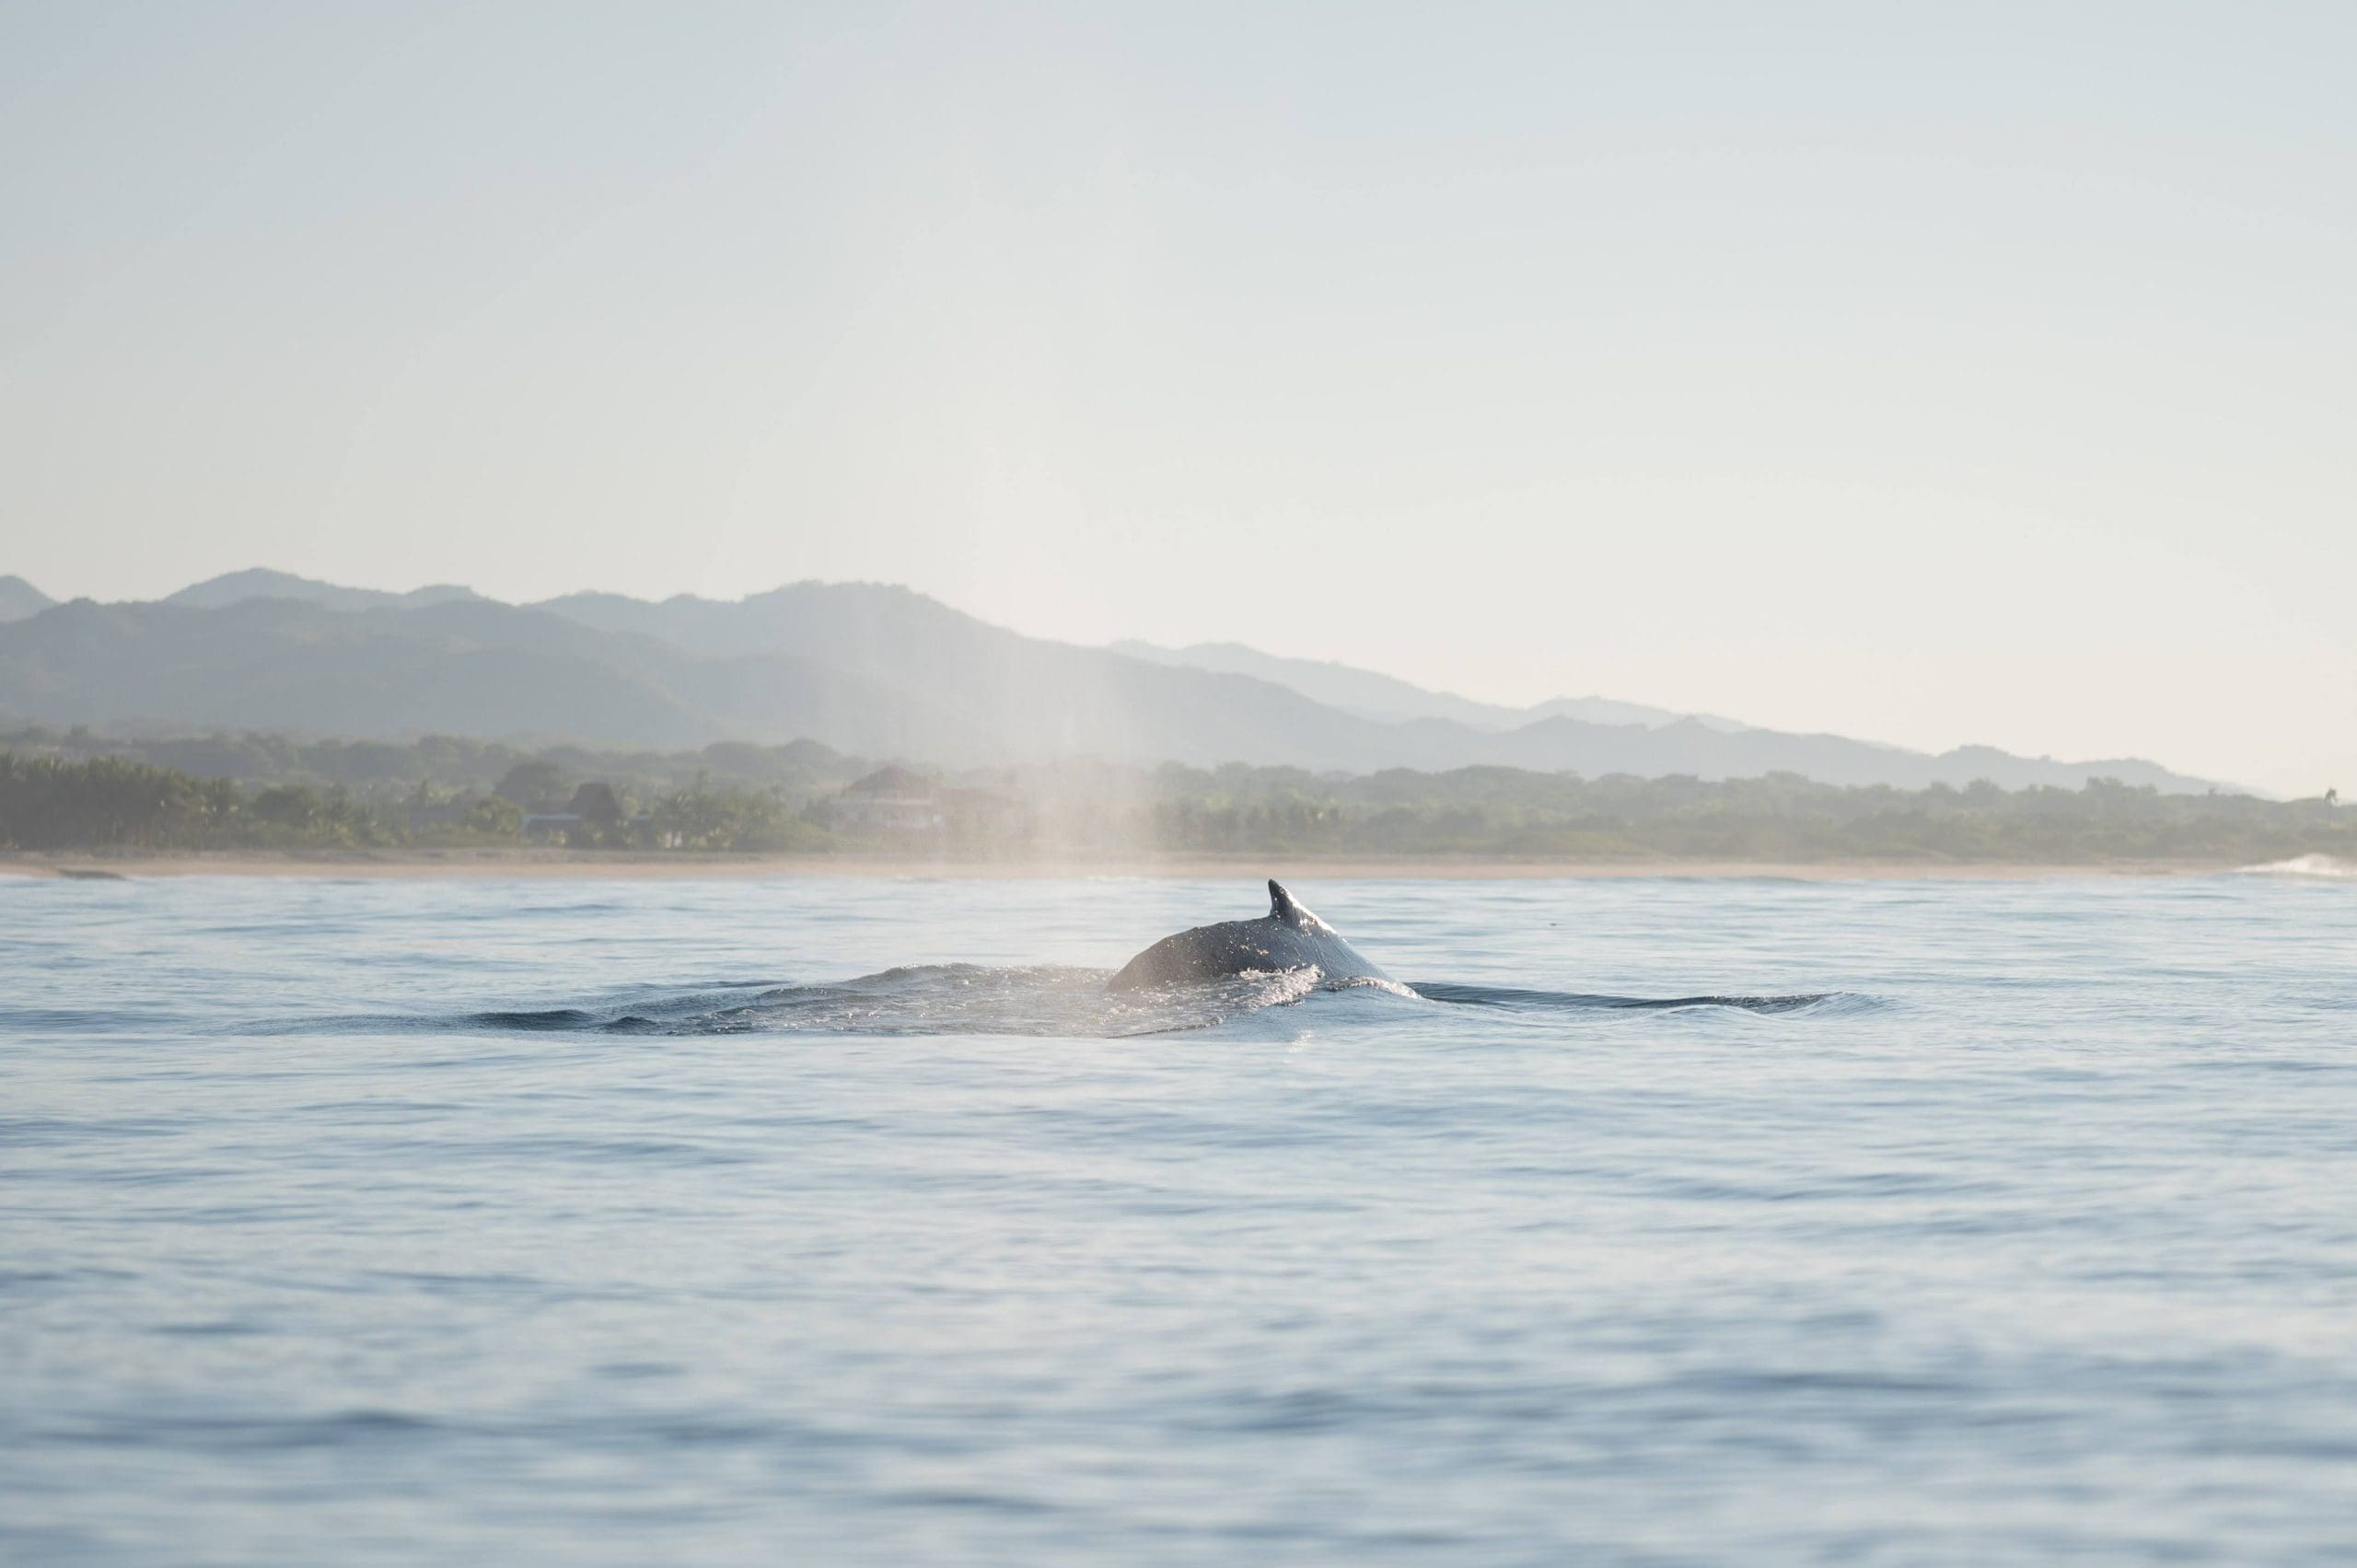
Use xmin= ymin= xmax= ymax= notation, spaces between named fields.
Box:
xmin=3 ymin=2 xmax=2351 ymax=794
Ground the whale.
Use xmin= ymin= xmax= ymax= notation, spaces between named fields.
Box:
xmin=1107 ymin=880 xmax=1400 ymax=993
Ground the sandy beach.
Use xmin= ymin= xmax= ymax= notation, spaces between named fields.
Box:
xmin=0 ymin=851 xmax=2249 ymax=881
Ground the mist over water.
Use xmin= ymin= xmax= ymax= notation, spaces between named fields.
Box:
xmin=5 ymin=872 xmax=2356 ymax=1563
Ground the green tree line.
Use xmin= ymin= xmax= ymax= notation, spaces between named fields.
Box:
xmin=2 ymin=742 xmax=2347 ymax=865
xmin=0 ymin=753 xmax=830 ymax=854
xmin=1120 ymin=765 xmax=2351 ymax=864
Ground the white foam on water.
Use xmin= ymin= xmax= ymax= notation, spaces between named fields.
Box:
xmin=2237 ymin=854 xmax=2357 ymax=879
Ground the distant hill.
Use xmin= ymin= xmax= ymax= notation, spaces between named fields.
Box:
xmin=165 ymin=568 xmax=479 ymax=613
xmin=0 ymin=571 xmax=2229 ymax=792
xmin=1112 ymin=639 xmax=1747 ymax=733
xmin=0 ymin=575 xmax=53 ymax=623
xmin=533 ymin=581 xmax=1411 ymax=767
xmin=0 ymin=597 xmax=977 ymax=756
xmin=1524 ymin=695 xmax=1747 ymax=733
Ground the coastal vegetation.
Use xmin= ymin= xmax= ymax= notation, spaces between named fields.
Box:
xmin=0 ymin=729 xmax=2346 ymax=866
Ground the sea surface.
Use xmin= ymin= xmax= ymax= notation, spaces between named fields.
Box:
xmin=4 ymin=870 xmax=2354 ymax=1565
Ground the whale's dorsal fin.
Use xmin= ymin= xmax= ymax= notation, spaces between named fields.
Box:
xmin=1269 ymin=878 xmax=1323 ymax=930
xmin=1269 ymin=878 xmax=1300 ymax=924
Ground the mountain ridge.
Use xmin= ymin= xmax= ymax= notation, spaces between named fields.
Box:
xmin=1112 ymin=639 xmax=1749 ymax=733
xmin=0 ymin=568 xmax=2231 ymax=794
xmin=0 ymin=575 xmax=53 ymax=623
xmin=165 ymin=568 xmax=480 ymax=613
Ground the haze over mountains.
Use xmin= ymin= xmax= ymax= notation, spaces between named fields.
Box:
xmin=1112 ymin=641 xmax=1749 ymax=734
xmin=0 ymin=570 xmax=2224 ymax=793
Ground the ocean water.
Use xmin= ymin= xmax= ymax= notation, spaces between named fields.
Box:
xmin=4 ymin=870 xmax=2354 ymax=1565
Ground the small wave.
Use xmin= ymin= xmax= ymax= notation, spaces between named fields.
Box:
xmin=1414 ymin=982 xmax=1872 ymax=1016
xmin=470 ymin=1008 xmax=610 ymax=1031
xmin=2237 ymin=854 xmax=2357 ymax=880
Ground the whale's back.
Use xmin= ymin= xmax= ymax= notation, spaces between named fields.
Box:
xmin=1106 ymin=880 xmax=1391 ymax=993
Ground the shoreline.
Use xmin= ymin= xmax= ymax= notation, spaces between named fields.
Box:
xmin=0 ymin=850 xmax=2276 ymax=881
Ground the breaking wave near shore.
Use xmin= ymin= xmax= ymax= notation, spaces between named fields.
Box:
xmin=2239 ymin=854 xmax=2357 ymax=879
